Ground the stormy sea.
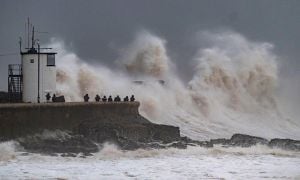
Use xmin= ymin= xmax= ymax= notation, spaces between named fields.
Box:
xmin=1 ymin=31 xmax=300 ymax=179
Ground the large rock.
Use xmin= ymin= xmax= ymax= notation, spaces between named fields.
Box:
xmin=181 ymin=136 xmax=213 ymax=148
xmin=77 ymin=121 xmax=181 ymax=150
xmin=229 ymin=134 xmax=269 ymax=147
xmin=269 ymin=138 xmax=300 ymax=151
xmin=17 ymin=133 xmax=99 ymax=154
xmin=210 ymin=138 xmax=230 ymax=145
xmin=210 ymin=134 xmax=269 ymax=147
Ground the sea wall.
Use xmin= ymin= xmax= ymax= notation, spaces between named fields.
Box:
xmin=0 ymin=102 xmax=153 ymax=140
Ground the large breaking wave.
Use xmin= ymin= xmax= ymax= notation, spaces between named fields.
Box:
xmin=52 ymin=31 xmax=300 ymax=140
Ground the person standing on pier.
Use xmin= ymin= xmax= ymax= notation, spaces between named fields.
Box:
xmin=84 ymin=94 xmax=89 ymax=102
xmin=108 ymin=95 xmax=113 ymax=102
xmin=95 ymin=94 xmax=100 ymax=102
xmin=102 ymin=95 xmax=107 ymax=102
xmin=130 ymin=95 xmax=135 ymax=102
xmin=46 ymin=93 xmax=51 ymax=102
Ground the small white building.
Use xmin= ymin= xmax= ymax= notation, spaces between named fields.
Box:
xmin=21 ymin=49 xmax=56 ymax=103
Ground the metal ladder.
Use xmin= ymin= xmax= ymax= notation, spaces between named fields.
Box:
xmin=8 ymin=64 xmax=23 ymax=102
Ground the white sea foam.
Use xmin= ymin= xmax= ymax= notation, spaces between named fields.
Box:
xmin=1 ymin=144 xmax=300 ymax=179
xmin=93 ymin=143 xmax=300 ymax=160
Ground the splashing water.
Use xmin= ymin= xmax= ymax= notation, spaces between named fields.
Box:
xmin=52 ymin=31 xmax=300 ymax=140
xmin=0 ymin=141 xmax=18 ymax=162
xmin=1 ymin=142 xmax=300 ymax=179
xmin=118 ymin=30 xmax=171 ymax=79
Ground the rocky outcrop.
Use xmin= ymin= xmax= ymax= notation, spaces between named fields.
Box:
xmin=17 ymin=133 xmax=99 ymax=155
xmin=180 ymin=136 xmax=213 ymax=148
xmin=210 ymin=134 xmax=300 ymax=151
xmin=210 ymin=134 xmax=268 ymax=147
xmin=15 ymin=131 xmax=300 ymax=154
xmin=269 ymin=138 xmax=300 ymax=151
xmin=77 ymin=121 xmax=181 ymax=150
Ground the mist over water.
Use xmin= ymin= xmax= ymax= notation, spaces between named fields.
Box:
xmin=53 ymin=30 xmax=300 ymax=140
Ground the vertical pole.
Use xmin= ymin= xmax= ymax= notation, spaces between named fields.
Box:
xmin=27 ymin=18 xmax=30 ymax=49
xmin=25 ymin=22 xmax=27 ymax=49
xmin=8 ymin=66 xmax=9 ymax=102
xmin=19 ymin=37 xmax=22 ymax=53
xmin=37 ymin=43 xmax=40 ymax=103
xmin=32 ymin=26 xmax=35 ymax=49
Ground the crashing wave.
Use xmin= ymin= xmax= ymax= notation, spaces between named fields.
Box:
xmin=51 ymin=30 xmax=300 ymax=140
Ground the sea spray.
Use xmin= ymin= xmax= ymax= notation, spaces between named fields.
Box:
xmin=189 ymin=31 xmax=278 ymax=114
xmin=51 ymin=31 xmax=300 ymax=140
xmin=118 ymin=30 xmax=171 ymax=79
xmin=0 ymin=141 xmax=18 ymax=162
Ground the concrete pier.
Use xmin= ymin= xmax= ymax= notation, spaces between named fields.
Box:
xmin=0 ymin=102 xmax=150 ymax=140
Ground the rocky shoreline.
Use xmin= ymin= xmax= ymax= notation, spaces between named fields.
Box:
xmin=15 ymin=122 xmax=300 ymax=157
xmin=1 ymin=102 xmax=299 ymax=156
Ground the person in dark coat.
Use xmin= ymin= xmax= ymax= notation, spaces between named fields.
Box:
xmin=130 ymin=95 xmax=135 ymax=102
xmin=123 ymin=96 xmax=129 ymax=102
xmin=46 ymin=93 xmax=51 ymax=102
xmin=52 ymin=94 xmax=56 ymax=102
xmin=108 ymin=95 xmax=113 ymax=102
xmin=114 ymin=95 xmax=121 ymax=102
xmin=102 ymin=95 xmax=107 ymax=102
xmin=84 ymin=94 xmax=89 ymax=102
xmin=95 ymin=94 xmax=100 ymax=102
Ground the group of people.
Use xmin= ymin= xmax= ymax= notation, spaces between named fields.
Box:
xmin=84 ymin=94 xmax=135 ymax=102
xmin=46 ymin=92 xmax=135 ymax=103
xmin=46 ymin=93 xmax=65 ymax=102
xmin=46 ymin=93 xmax=52 ymax=102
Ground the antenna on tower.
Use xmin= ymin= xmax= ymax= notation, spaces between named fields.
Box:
xmin=31 ymin=26 xmax=35 ymax=49
xmin=27 ymin=17 xmax=30 ymax=49
xmin=19 ymin=37 xmax=22 ymax=53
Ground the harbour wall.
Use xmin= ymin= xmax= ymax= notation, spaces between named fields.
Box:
xmin=0 ymin=102 xmax=156 ymax=140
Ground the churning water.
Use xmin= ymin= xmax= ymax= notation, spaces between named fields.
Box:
xmin=1 ymin=31 xmax=300 ymax=179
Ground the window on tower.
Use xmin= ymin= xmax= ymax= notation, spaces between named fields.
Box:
xmin=47 ymin=54 xmax=55 ymax=66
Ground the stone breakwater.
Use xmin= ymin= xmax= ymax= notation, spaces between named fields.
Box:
xmin=0 ymin=102 xmax=181 ymax=154
xmin=0 ymin=102 xmax=152 ymax=140
xmin=0 ymin=102 xmax=299 ymax=156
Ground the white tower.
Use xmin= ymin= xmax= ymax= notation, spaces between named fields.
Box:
xmin=21 ymin=26 xmax=56 ymax=103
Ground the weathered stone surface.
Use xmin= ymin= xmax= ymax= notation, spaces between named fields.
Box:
xmin=0 ymin=102 xmax=184 ymax=152
xmin=17 ymin=134 xmax=99 ymax=154
xmin=181 ymin=137 xmax=213 ymax=148
xmin=269 ymin=138 xmax=300 ymax=151
xmin=77 ymin=121 xmax=181 ymax=150
xmin=210 ymin=134 xmax=269 ymax=147
xmin=210 ymin=138 xmax=229 ymax=145
xmin=229 ymin=134 xmax=269 ymax=147
xmin=0 ymin=102 xmax=149 ymax=140
xmin=209 ymin=134 xmax=300 ymax=151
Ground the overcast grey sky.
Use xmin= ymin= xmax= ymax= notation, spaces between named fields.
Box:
xmin=0 ymin=0 xmax=299 ymax=91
